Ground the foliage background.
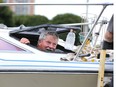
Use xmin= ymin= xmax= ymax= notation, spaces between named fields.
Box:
xmin=0 ymin=2 xmax=82 ymax=45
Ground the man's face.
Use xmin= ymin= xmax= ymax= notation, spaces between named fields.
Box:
xmin=38 ymin=35 xmax=58 ymax=52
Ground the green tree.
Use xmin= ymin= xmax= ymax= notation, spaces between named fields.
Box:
xmin=13 ymin=15 xmax=28 ymax=26
xmin=50 ymin=13 xmax=82 ymax=24
xmin=26 ymin=15 xmax=49 ymax=26
xmin=14 ymin=15 xmax=49 ymax=26
xmin=0 ymin=0 xmax=3 ymax=3
xmin=0 ymin=6 xmax=14 ymax=26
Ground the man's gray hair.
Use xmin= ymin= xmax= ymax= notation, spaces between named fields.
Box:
xmin=38 ymin=31 xmax=59 ymax=41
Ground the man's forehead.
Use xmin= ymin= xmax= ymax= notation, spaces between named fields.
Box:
xmin=46 ymin=35 xmax=58 ymax=39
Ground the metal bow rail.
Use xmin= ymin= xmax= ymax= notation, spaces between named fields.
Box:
xmin=0 ymin=3 xmax=113 ymax=6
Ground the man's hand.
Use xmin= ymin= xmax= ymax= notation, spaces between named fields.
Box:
xmin=20 ymin=38 xmax=30 ymax=44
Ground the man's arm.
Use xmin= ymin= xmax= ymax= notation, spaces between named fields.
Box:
xmin=104 ymin=15 xmax=113 ymax=42
xmin=102 ymin=15 xmax=113 ymax=49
